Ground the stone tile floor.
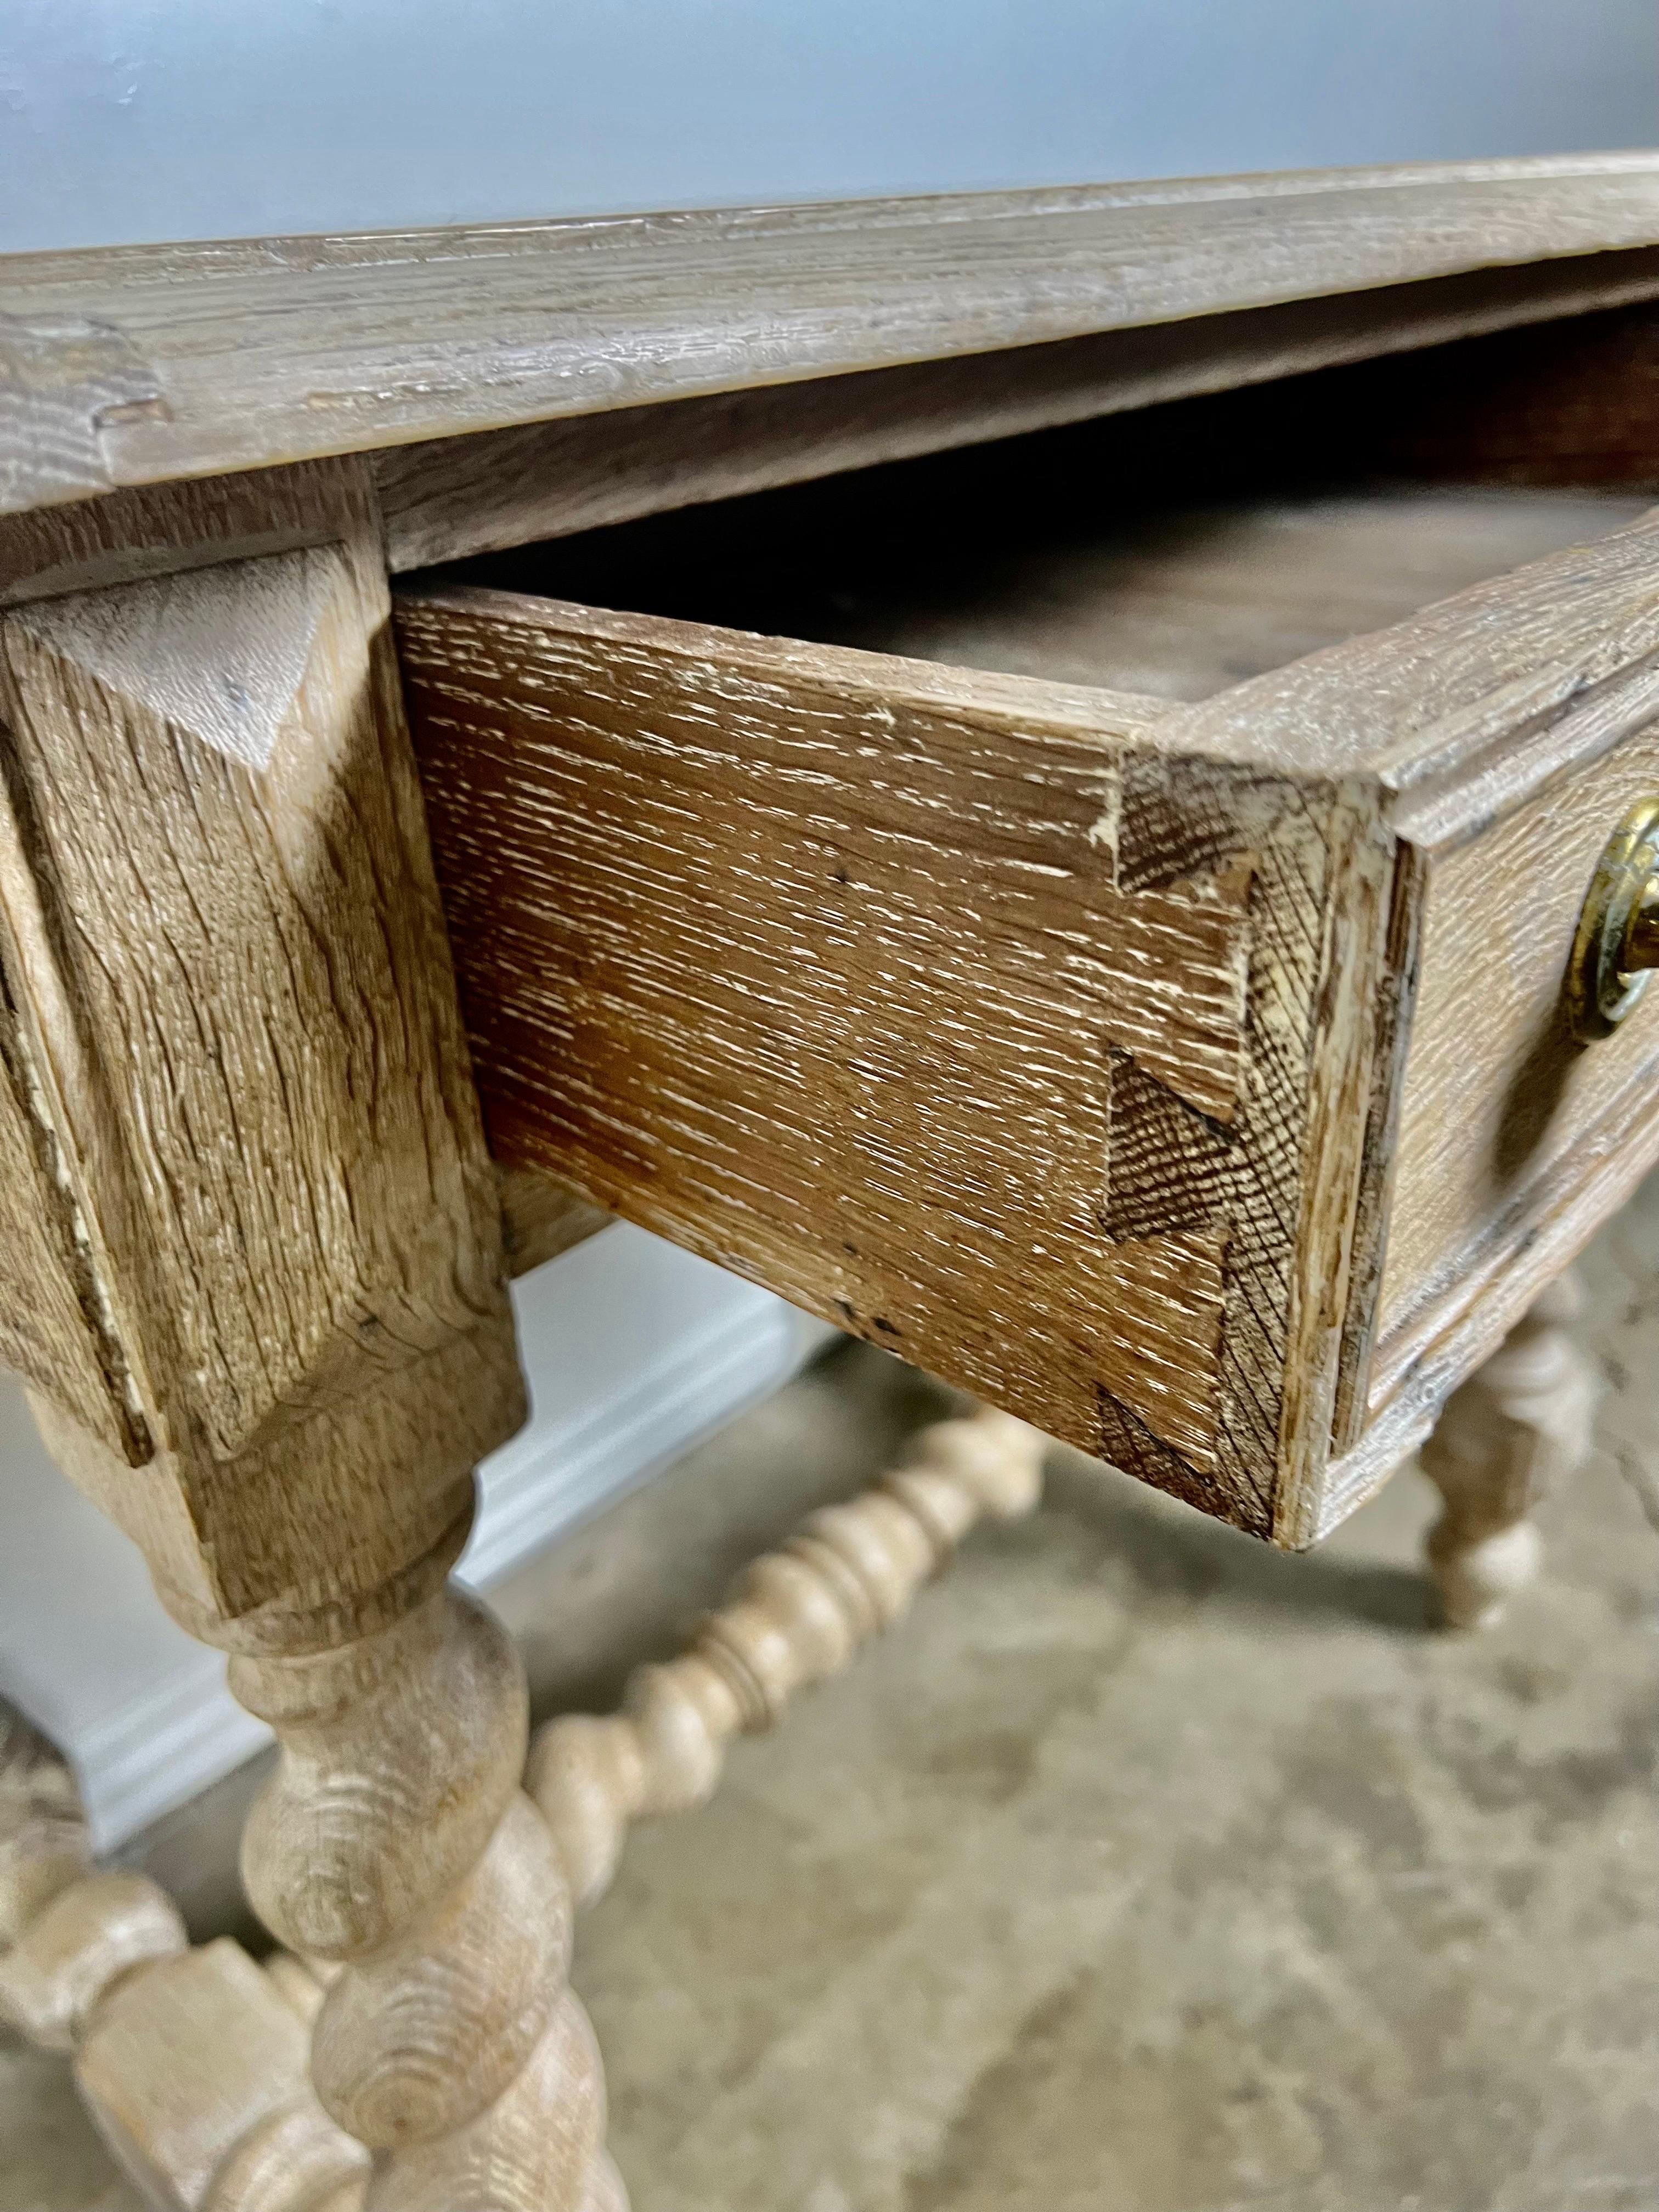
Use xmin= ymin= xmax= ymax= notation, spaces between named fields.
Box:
xmin=10 ymin=1176 xmax=1659 ymax=2210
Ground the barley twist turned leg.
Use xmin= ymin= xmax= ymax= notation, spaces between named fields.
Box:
xmin=0 ymin=1700 xmax=370 ymax=2212
xmin=1420 ymin=1271 xmax=1598 ymax=1630
xmin=2 ymin=1408 xmax=1041 ymax=2205
xmin=223 ymin=1515 xmax=626 ymax=2212
xmin=0 ymin=476 xmax=627 ymax=2212
xmin=527 ymin=1406 xmax=1046 ymax=1906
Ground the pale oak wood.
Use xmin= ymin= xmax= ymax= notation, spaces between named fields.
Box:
xmin=397 ymin=581 xmax=1396 ymax=1541
xmin=0 ymin=456 xmax=619 ymax=1284
xmin=1375 ymin=707 xmax=1659 ymax=1393
xmin=77 ymin=1940 xmax=370 ymax=2212
xmin=787 ymin=462 xmax=1659 ymax=1476
xmin=498 ymin=1164 xmax=612 ymax=1276
xmin=11 ymin=250 xmax=1659 ymax=601
xmin=1420 ymin=1270 xmax=1597 ymax=1629
xmin=228 ymin=1584 xmax=615 ymax=2211
xmin=10 ymin=195 xmax=1645 ymax=1539
xmin=375 ymin=250 xmax=1659 ymax=573
xmin=1317 ymin=1054 xmax=1655 ymax=1536
xmin=0 ymin=465 xmax=522 ymax=1625
xmin=397 ymin=476 xmax=1658 ymax=1542
xmin=450 ymin=518 xmax=1643 ymax=1299
xmin=1134 ymin=498 xmax=1659 ymax=1514
xmin=1154 ymin=498 xmax=1659 ymax=1465
xmin=516 ymin=472 xmax=1646 ymax=705
xmin=803 ymin=447 xmax=1647 ymax=1478
xmin=0 ymin=1699 xmax=371 ymax=2212
xmin=0 ymin=473 xmax=619 ymax=2208
xmin=9 ymin=157 xmax=1659 ymax=520
xmin=0 ymin=454 xmax=388 ymax=610
xmin=20 ymin=167 xmax=1659 ymax=2209
xmin=4 ymin=1410 xmax=1041 ymax=2204
xmin=0 ymin=1293 xmax=1590 ymax=2201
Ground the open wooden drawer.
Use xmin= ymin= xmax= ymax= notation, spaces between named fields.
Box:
xmin=392 ymin=330 xmax=1659 ymax=1549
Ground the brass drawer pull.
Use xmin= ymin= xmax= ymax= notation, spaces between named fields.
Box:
xmin=1569 ymin=796 xmax=1659 ymax=1040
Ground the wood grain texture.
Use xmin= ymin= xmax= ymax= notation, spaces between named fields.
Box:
xmin=1374 ymin=661 xmax=1659 ymax=1409
xmin=398 ymin=583 xmax=1395 ymax=1540
xmin=230 ymin=1578 xmax=619 ymax=2211
xmin=0 ymin=454 xmax=382 ymax=609
xmin=1164 ymin=499 xmax=1659 ymax=1515
xmin=78 ymin=1938 xmax=369 ymax=2212
xmin=1344 ymin=297 xmax=1659 ymax=491
xmin=1318 ymin=1044 xmax=1659 ymax=1537
xmin=0 ymin=475 xmax=622 ymax=2208
xmin=403 ymin=465 xmax=1659 ymax=1533
xmin=9 ymin=157 xmax=1659 ymax=520
xmin=376 ymin=248 xmax=1659 ymax=573
xmin=1106 ymin=493 xmax=1659 ymax=776
xmin=0 ymin=1701 xmax=369 ymax=2212
xmin=1329 ymin=839 xmax=1427 ymax=1456
xmin=888 ymin=487 xmax=1649 ymax=704
xmin=0 ymin=466 xmax=522 ymax=1634
xmin=1151 ymin=498 xmax=1659 ymax=1366
xmin=2 ymin=1414 xmax=1042 ymax=2206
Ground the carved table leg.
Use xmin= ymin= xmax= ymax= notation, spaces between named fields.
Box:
xmin=4 ymin=1403 xmax=1039 ymax=2204
xmin=1419 ymin=1270 xmax=1598 ymax=1629
xmin=0 ymin=467 xmax=620 ymax=2209
xmin=0 ymin=1699 xmax=370 ymax=2212
xmin=223 ymin=1534 xmax=624 ymax=2212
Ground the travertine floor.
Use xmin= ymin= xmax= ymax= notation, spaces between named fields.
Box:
xmin=10 ymin=1177 xmax=1659 ymax=2211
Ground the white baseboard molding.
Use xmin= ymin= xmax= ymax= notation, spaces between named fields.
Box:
xmin=0 ymin=1223 xmax=831 ymax=1850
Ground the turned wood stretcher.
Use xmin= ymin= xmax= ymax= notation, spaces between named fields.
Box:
xmin=1 ymin=154 xmax=1657 ymax=2207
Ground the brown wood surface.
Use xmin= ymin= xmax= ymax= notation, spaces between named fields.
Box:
xmin=398 ymin=582 xmax=1396 ymax=1542
xmin=1374 ymin=683 xmax=1659 ymax=1411
xmin=1319 ymin=1055 xmax=1659 ymax=1534
xmin=9 ymin=157 xmax=1659 ymax=522
xmin=1168 ymin=498 xmax=1659 ymax=1520
xmin=5 ymin=165 xmax=1658 ymax=1593
xmin=376 ymin=251 xmax=1659 ymax=573
xmin=399 ymin=471 xmax=1659 ymax=1539
xmin=0 ymin=455 xmax=381 ymax=609
xmin=507 ymin=473 xmax=1643 ymax=708
xmin=499 ymin=1165 xmax=612 ymax=1274
xmin=1342 ymin=297 xmax=1659 ymax=490
xmin=0 ymin=471 xmax=625 ymax=2208
xmin=0 ymin=465 xmax=523 ymax=1635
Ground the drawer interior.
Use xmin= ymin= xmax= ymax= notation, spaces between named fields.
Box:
xmin=439 ymin=377 xmax=1649 ymax=703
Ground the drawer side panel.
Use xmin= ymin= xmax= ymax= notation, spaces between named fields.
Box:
xmin=399 ymin=589 xmax=1391 ymax=1541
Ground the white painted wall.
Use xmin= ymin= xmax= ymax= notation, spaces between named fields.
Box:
xmin=3 ymin=0 xmax=1656 ymax=254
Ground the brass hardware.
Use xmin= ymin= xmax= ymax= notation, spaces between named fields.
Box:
xmin=1568 ymin=795 xmax=1659 ymax=1040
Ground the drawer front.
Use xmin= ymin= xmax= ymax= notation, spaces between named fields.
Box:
xmin=397 ymin=587 xmax=1394 ymax=1545
xmin=1167 ymin=500 xmax=1659 ymax=1527
xmin=1370 ymin=690 xmax=1659 ymax=1430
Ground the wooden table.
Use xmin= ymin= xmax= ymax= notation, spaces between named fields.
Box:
xmin=3 ymin=153 xmax=1659 ymax=2207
